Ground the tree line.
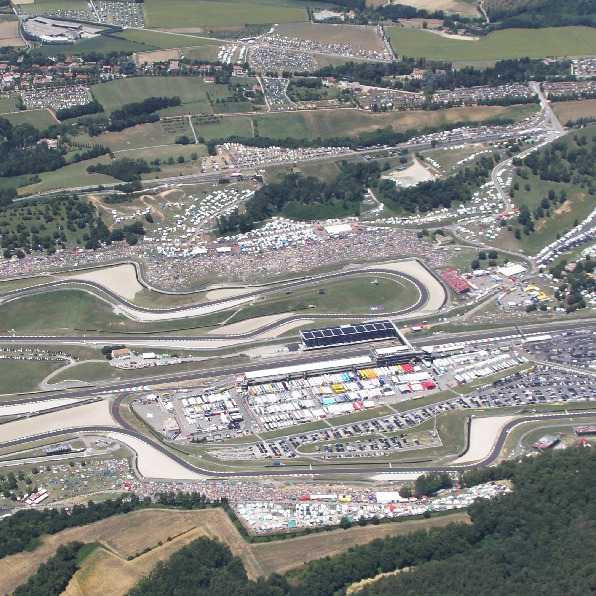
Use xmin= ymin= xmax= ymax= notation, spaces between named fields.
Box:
xmin=12 ymin=541 xmax=84 ymax=596
xmin=77 ymin=96 xmax=181 ymax=136
xmin=311 ymin=57 xmax=572 ymax=90
xmin=55 ymin=99 xmax=104 ymax=122
xmin=87 ymin=157 xmax=157 ymax=182
xmin=486 ymin=0 xmax=596 ymax=30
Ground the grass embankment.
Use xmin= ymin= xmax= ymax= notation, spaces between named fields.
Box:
xmin=0 ymin=359 xmax=66 ymax=394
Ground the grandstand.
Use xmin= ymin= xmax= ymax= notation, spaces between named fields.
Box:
xmin=301 ymin=320 xmax=399 ymax=350
xmin=574 ymin=426 xmax=596 ymax=435
xmin=440 ymin=268 xmax=471 ymax=294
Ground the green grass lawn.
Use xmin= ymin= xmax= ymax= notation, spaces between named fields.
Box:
xmin=0 ymin=289 xmax=236 ymax=333
xmin=90 ymin=76 xmax=219 ymax=115
xmin=3 ymin=109 xmax=56 ymax=129
xmin=143 ymin=0 xmax=307 ymax=28
xmin=386 ymin=26 xmax=596 ymax=62
xmin=51 ymin=355 xmax=250 ymax=383
xmin=225 ymin=275 xmax=420 ymax=324
xmin=191 ymin=114 xmax=254 ymax=141
xmin=0 ymin=359 xmax=66 ymax=394
xmin=0 ymin=96 xmax=20 ymax=114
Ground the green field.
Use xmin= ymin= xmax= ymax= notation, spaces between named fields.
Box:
xmin=3 ymin=109 xmax=56 ymax=129
xmin=224 ymin=275 xmax=420 ymax=323
xmin=0 ymin=359 xmax=65 ymax=394
xmin=90 ymin=76 xmax=219 ymax=115
xmin=17 ymin=158 xmax=115 ymax=195
xmin=253 ymin=104 xmax=538 ymax=140
xmin=0 ymin=96 xmax=20 ymax=114
xmin=16 ymin=0 xmax=89 ymax=16
xmin=0 ymin=290 xmax=238 ymax=333
xmin=143 ymin=0 xmax=307 ymax=28
xmin=387 ymin=26 xmax=596 ymax=62
xmin=70 ymin=119 xmax=193 ymax=151
xmin=192 ymin=114 xmax=254 ymax=141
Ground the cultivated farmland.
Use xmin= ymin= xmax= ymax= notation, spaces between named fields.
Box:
xmin=142 ymin=0 xmax=308 ymax=28
xmin=387 ymin=26 xmax=596 ymax=62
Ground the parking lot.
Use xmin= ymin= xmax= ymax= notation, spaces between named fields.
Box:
xmin=91 ymin=1 xmax=145 ymax=28
xmin=22 ymin=85 xmax=91 ymax=110
xmin=523 ymin=329 xmax=596 ymax=370
xmin=210 ymin=358 xmax=596 ymax=462
xmin=250 ymin=48 xmax=313 ymax=72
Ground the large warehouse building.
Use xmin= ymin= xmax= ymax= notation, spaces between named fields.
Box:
xmin=301 ymin=320 xmax=400 ymax=350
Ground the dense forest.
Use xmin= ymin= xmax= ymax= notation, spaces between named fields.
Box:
xmin=77 ymin=96 xmax=181 ymax=136
xmin=0 ymin=117 xmax=65 ymax=178
xmin=87 ymin=157 xmax=157 ymax=182
xmin=55 ymin=99 xmax=104 ymax=122
xmin=218 ymin=150 xmax=504 ymax=233
xmin=485 ymin=0 xmax=596 ymax=28
xmin=126 ymin=536 xmax=287 ymax=596
xmin=217 ymin=161 xmax=381 ymax=234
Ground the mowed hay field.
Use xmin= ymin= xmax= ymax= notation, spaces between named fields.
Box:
xmin=275 ymin=22 xmax=385 ymax=52
xmin=255 ymin=104 xmax=539 ymax=139
xmin=0 ymin=20 xmax=25 ymax=46
xmin=143 ymin=0 xmax=308 ymax=28
xmin=90 ymin=76 xmax=219 ymax=115
xmin=387 ymin=26 xmax=596 ymax=62
xmin=552 ymin=99 xmax=596 ymax=123
xmin=0 ymin=507 xmax=471 ymax=595
xmin=394 ymin=0 xmax=479 ymax=16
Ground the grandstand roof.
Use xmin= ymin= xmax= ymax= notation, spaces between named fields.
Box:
xmin=301 ymin=320 xmax=398 ymax=349
xmin=440 ymin=267 xmax=471 ymax=294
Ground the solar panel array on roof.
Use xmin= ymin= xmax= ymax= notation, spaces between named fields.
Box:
xmin=301 ymin=320 xmax=398 ymax=349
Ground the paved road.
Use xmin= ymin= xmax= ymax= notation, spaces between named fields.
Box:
xmin=2 ymin=410 xmax=595 ymax=478
xmin=0 ymin=267 xmax=433 ymax=337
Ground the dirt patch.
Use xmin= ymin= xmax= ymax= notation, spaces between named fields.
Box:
xmin=134 ymin=49 xmax=180 ymax=64
xmin=210 ymin=312 xmax=291 ymax=335
xmin=384 ymin=158 xmax=436 ymax=186
xmin=251 ymin=512 xmax=471 ymax=576
xmin=452 ymin=415 xmax=519 ymax=464
xmin=347 ymin=567 xmax=412 ymax=595
xmin=1 ymin=400 xmax=114 ymax=443
xmin=66 ymin=263 xmax=144 ymax=301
